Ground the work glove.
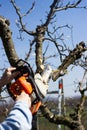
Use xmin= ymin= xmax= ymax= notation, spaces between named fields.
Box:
xmin=34 ymin=65 xmax=52 ymax=98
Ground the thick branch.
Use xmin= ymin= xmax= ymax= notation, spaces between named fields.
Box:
xmin=0 ymin=16 xmax=19 ymax=66
xmin=40 ymin=103 xmax=83 ymax=130
xmin=52 ymin=42 xmax=87 ymax=81
xmin=35 ymin=25 xmax=47 ymax=73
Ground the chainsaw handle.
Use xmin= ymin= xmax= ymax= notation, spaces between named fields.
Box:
xmin=15 ymin=59 xmax=34 ymax=78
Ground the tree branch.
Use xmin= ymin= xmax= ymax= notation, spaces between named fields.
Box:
xmin=40 ymin=103 xmax=84 ymax=130
xmin=0 ymin=16 xmax=19 ymax=66
xmin=52 ymin=42 xmax=87 ymax=81
xmin=10 ymin=0 xmax=36 ymax=36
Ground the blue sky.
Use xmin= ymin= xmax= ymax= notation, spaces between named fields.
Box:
xmin=0 ymin=0 xmax=87 ymax=97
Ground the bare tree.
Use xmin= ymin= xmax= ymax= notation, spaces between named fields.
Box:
xmin=0 ymin=0 xmax=87 ymax=130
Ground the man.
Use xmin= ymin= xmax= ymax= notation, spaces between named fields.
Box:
xmin=0 ymin=67 xmax=32 ymax=130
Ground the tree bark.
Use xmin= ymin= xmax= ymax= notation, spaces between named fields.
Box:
xmin=52 ymin=42 xmax=86 ymax=81
xmin=0 ymin=16 xmax=19 ymax=66
xmin=35 ymin=25 xmax=46 ymax=73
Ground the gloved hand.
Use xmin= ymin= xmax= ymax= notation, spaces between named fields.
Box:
xmin=34 ymin=73 xmax=49 ymax=98
xmin=34 ymin=65 xmax=52 ymax=98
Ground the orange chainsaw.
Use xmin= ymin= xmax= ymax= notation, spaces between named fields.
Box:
xmin=7 ymin=59 xmax=52 ymax=114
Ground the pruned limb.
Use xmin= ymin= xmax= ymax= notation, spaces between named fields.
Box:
xmin=52 ymin=42 xmax=87 ymax=81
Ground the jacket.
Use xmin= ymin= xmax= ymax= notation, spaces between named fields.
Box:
xmin=0 ymin=101 xmax=32 ymax=130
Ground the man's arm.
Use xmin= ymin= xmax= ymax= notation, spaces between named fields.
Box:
xmin=0 ymin=92 xmax=32 ymax=130
xmin=0 ymin=67 xmax=32 ymax=130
